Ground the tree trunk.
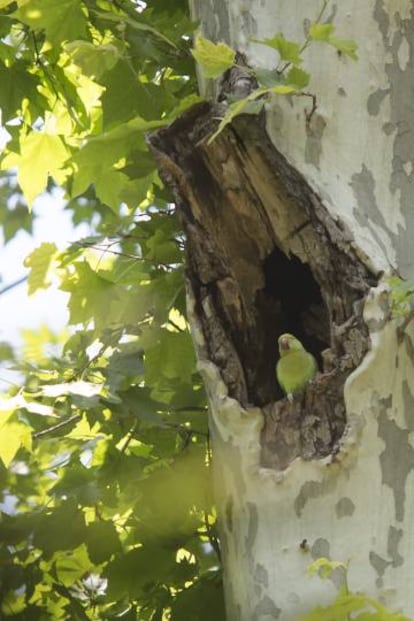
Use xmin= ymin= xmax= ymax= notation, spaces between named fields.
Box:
xmin=150 ymin=1 xmax=414 ymax=619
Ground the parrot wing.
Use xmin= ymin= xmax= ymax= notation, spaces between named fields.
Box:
xmin=276 ymin=350 xmax=317 ymax=397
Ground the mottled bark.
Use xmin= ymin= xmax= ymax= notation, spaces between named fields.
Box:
xmin=151 ymin=2 xmax=414 ymax=619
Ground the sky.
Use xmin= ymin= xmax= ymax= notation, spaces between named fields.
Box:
xmin=0 ymin=188 xmax=91 ymax=389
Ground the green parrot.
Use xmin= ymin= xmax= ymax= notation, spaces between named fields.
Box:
xmin=276 ymin=333 xmax=318 ymax=400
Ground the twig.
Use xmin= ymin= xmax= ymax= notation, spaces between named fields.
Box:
xmin=167 ymin=318 xmax=185 ymax=332
xmin=278 ymin=0 xmax=329 ymax=74
xmin=0 ymin=276 xmax=27 ymax=296
xmin=299 ymin=91 xmax=318 ymax=126
xmin=170 ymin=406 xmax=208 ymax=413
xmin=33 ymin=414 xmax=81 ymax=439
xmin=119 ymin=421 xmax=139 ymax=454
xmin=163 ymin=421 xmax=209 ymax=437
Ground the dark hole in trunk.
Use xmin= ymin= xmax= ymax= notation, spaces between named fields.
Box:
xmin=257 ymin=247 xmax=330 ymax=400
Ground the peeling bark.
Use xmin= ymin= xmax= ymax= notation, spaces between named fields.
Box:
xmin=149 ymin=102 xmax=377 ymax=469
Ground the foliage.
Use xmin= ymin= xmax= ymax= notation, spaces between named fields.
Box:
xmin=0 ymin=1 xmax=223 ymax=619
xmin=190 ymin=1 xmax=358 ymax=142
xmin=297 ymin=558 xmax=410 ymax=621
xmin=387 ymin=276 xmax=414 ymax=319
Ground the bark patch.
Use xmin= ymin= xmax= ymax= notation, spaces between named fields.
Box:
xmin=148 ymin=102 xmax=376 ymax=470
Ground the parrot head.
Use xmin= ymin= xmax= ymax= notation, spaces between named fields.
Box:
xmin=278 ymin=333 xmax=305 ymax=356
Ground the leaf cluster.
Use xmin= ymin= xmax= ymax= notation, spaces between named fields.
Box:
xmin=298 ymin=558 xmax=410 ymax=621
xmin=191 ymin=2 xmax=358 ymax=142
xmin=387 ymin=276 xmax=414 ymax=319
xmin=0 ymin=1 xmax=225 ymax=619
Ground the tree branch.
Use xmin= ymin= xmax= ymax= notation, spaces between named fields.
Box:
xmin=32 ymin=414 xmax=81 ymax=439
xmin=0 ymin=276 xmax=27 ymax=296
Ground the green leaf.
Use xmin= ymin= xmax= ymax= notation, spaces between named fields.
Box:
xmin=103 ymin=343 xmax=144 ymax=392
xmin=21 ymin=324 xmax=65 ymax=365
xmin=64 ymin=40 xmax=121 ymax=79
xmin=286 ymin=66 xmax=310 ymax=89
xmin=24 ymin=242 xmax=58 ymax=295
xmin=144 ymin=329 xmax=196 ymax=386
xmin=0 ymin=414 xmax=32 ymax=467
xmin=0 ymin=60 xmax=40 ymax=122
xmin=100 ymin=62 xmax=166 ymax=126
xmin=309 ymin=23 xmax=335 ymax=41
xmin=191 ymin=35 xmax=235 ymax=79
xmin=93 ymin=169 xmax=132 ymax=213
xmin=86 ymin=520 xmax=121 ymax=564
xmin=54 ymin=545 xmax=92 ymax=587
xmin=91 ymin=9 xmax=178 ymax=51
xmin=255 ymin=67 xmax=284 ymax=89
xmin=171 ymin=572 xmax=226 ymax=621
xmin=269 ymin=84 xmax=298 ymax=95
xmin=388 ymin=276 xmax=414 ymax=318
xmin=14 ymin=0 xmax=88 ymax=47
xmin=16 ymin=131 xmax=70 ymax=207
xmin=71 ymin=116 xmax=162 ymax=201
xmin=208 ymin=94 xmax=265 ymax=143
xmin=0 ymin=341 xmax=14 ymax=361
xmin=106 ymin=546 xmax=176 ymax=599
xmin=33 ymin=501 xmax=87 ymax=557
xmin=252 ymin=33 xmax=302 ymax=65
xmin=145 ymin=229 xmax=182 ymax=264
xmin=309 ymin=23 xmax=358 ymax=60
xmin=329 ymin=36 xmax=359 ymax=60
xmin=60 ymin=261 xmax=119 ymax=330
xmin=0 ymin=200 xmax=33 ymax=243
xmin=307 ymin=557 xmax=347 ymax=579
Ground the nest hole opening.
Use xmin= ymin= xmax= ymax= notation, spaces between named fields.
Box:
xmin=261 ymin=246 xmax=330 ymax=397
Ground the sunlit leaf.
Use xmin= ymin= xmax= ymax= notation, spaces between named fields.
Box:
xmin=60 ymin=261 xmax=119 ymax=330
xmin=55 ymin=545 xmax=92 ymax=587
xmin=329 ymin=37 xmax=358 ymax=60
xmin=24 ymin=242 xmax=58 ymax=295
xmin=309 ymin=23 xmax=358 ymax=60
xmin=252 ymin=33 xmax=302 ymax=64
xmin=65 ymin=40 xmax=121 ymax=79
xmin=14 ymin=0 xmax=88 ymax=46
xmin=208 ymin=95 xmax=265 ymax=143
xmin=309 ymin=23 xmax=335 ymax=42
xmin=0 ymin=415 xmax=32 ymax=467
xmin=307 ymin=557 xmax=347 ymax=578
xmin=191 ymin=35 xmax=235 ymax=78
xmin=16 ymin=131 xmax=70 ymax=207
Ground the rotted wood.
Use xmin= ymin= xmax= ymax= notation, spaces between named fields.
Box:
xmin=148 ymin=101 xmax=377 ymax=470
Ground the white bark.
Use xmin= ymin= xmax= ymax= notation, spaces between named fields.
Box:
xmin=188 ymin=1 xmax=414 ymax=619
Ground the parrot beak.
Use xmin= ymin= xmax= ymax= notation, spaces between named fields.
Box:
xmin=279 ymin=337 xmax=289 ymax=351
